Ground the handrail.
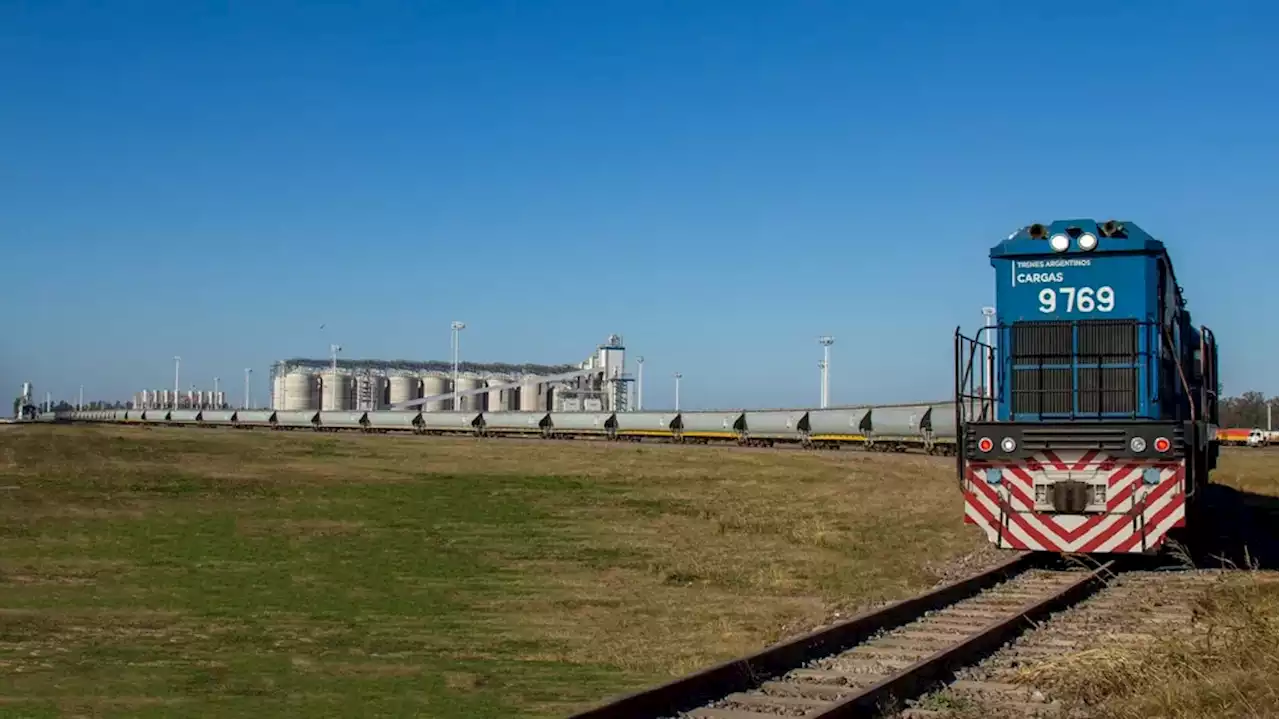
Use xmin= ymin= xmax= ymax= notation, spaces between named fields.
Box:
xmin=1162 ymin=324 xmax=1196 ymax=423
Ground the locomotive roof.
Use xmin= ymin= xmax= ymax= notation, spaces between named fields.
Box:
xmin=989 ymin=219 xmax=1166 ymax=258
xmin=990 ymin=218 xmax=1191 ymax=312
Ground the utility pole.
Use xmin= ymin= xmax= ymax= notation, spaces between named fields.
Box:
xmin=451 ymin=321 xmax=466 ymax=411
xmin=173 ymin=356 xmax=181 ymax=409
xmin=244 ymin=368 xmax=252 ymax=409
xmin=673 ymin=372 xmax=682 ymax=412
xmin=213 ymin=377 xmax=219 ymax=409
xmin=818 ymin=336 xmax=834 ymax=408
xmin=78 ymin=385 xmax=83 ymax=410
xmin=636 ymin=356 xmax=645 ymax=411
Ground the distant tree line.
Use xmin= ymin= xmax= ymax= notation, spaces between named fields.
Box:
xmin=1218 ymin=391 xmax=1279 ymax=430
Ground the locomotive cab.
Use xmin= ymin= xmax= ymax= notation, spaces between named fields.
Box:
xmin=954 ymin=219 xmax=1218 ymax=554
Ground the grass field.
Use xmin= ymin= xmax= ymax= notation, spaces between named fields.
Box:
xmin=0 ymin=427 xmax=1274 ymax=717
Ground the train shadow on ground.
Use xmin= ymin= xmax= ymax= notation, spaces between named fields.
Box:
xmin=1171 ymin=483 xmax=1279 ymax=571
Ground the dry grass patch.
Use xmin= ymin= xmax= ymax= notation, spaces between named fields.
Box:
xmin=1019 ymin=571 xmax=1278 ymax=719
xmin=0 ymin=424 xmax=998 ymax=718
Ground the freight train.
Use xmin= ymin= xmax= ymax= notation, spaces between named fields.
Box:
xmin=955 ymin=219 xmax=1219 ymax=555
xmin=35 ymin=402 xmax=959 ymax=453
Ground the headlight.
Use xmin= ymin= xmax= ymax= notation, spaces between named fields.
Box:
xmin=1077 ymin=232 xmax=1098 ymax=251
xmin=1000 ymin=437 xmax=1017 ymax=452
xmin=1049 ymin=234 xmax=1070 ymax=252
xmin=1130 ymin=436 xmax=1147 ymax=453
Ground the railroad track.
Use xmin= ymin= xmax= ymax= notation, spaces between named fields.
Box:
xmin=567 ymin=553 xmax=1115 ymax=719
xmin=896 ymin=568 xmax=1228 ymax=718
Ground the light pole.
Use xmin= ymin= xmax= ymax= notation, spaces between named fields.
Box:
xmin=173 ymin=356 xmax=181 ymax=409
xmin=673 ymin=372 xmax=682 ymax=412
xmin=636 ymin=356 xmax=645 ymax=411
xmin=213 ymin=377 xmax=219 ymax=409
xmin=78 ymin=385 xmax=83 ymax=410
xmin=818 ymin=336 xmax=834 ymax=409
xmin=451 ymin=321 xmax=466 ymax=411
xmin=981 ymin=307 xmax=997 ymax=404
xmin=329 ymin=344 xmax=342 ymax=411
xmin=244 ymin=368 xmax=252 ymax=409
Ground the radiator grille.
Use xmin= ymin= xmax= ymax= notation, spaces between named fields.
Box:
xmin=1010 ymin=320 xmax=1141 ymax=417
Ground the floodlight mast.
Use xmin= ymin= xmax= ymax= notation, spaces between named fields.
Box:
xmin=636 ymin=356 xmax=645 ymax=411
xmin=450 ymin=321 xmax=466 ymax=411
xmin=673 ymin=372 xmax=682 ymax=412
xmin=329 ymin=344 xmax=342 ymax=410
xmin=818 ymin=336 xmax=834 ymax=409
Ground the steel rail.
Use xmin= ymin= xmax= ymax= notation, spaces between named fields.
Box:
xmin=808 ymin=560 xmax=1114 ymax=718
xmin=565 ymin=553 xmax=1035 ymax=719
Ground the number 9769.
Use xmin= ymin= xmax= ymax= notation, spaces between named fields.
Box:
xmin=1038 ymin=286 xmax=1115 ymax=313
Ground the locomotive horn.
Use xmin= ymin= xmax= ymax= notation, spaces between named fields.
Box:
xmin=1028 ymin=223 xmax=1048 ymax=240
xmin=1100 ymin=220 xmax=1123 ymax=237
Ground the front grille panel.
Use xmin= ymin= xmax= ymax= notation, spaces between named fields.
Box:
xmin=1011 ymin=368 xmax=1072 ymax=415
xmin=1078 ymin=320 xmax=1139 ymax=362
xmin=1011 ymin=322 xmax=1072 ymax=363
xmin=1079 ymin=367 xmax=1138 ymax=414
xmin=1010 ymin=319 xmax=1143 ymax=418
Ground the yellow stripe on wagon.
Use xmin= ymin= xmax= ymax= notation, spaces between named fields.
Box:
xmin=616 ymin=429 xmax=677 ymax=436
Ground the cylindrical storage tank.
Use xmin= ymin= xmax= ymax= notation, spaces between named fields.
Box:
xmin=215 ymin=391 xmax=226 ymax=409
xmin=285 ymin=371 xmax=319 ymax=411
xmin=420 ymin=375 xmax=450 ymax=412
xmin=486 ymin=377 xmax=509 ymax=412
xmin=320 ymin=372 xmax=352 ymax=411
xmin=388 ymin=375 xmax=420 ymax=407
xmin=454 ymin=377 xmax=483 ymax=412
xmin=518 ymin=380 xmax=543 ymax=412
xmin=271 ymin=373 xmax=286 ymax=410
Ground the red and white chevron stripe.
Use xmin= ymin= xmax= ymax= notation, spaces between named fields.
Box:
xmin=963 ymin=449 xmax=1185 ymax=554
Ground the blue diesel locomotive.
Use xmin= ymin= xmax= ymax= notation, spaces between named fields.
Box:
xmin=955 ymin=219 xmax=1219 ymax=554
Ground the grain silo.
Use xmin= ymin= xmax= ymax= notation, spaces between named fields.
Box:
xmin=284 ymin=371 xmax=318 ymax=411
xmin=486 ymin=377 xmax=510 ymax=412
xmin=320 ymin=372 xmax=351 ymax=411
xmin=454 ymin=377 xmax=483 ymax=412
xmin=271 ymin=373 xmax=285 ymax=410
xmin=519 ymin=379 xmax=543 ymax=411
xmin=388 ymin=375 xmax=420 ymax=407
xmin=420 ymin=375 xmax=450 ymax=412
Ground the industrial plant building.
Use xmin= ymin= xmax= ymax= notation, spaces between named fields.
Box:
xmin=132 ymin=389 xmax=228 ymax=410
xmin=269 ymin=335 xmax=632 ymax=413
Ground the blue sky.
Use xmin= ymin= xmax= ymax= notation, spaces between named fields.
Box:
xmin=2 ymin=0 xmax=1276 ymax=410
